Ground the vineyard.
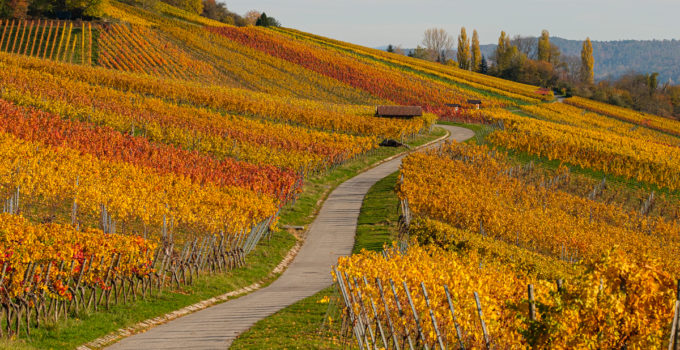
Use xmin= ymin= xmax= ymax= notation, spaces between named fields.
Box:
xmin=337 ymin=140 xmax=680 ymax=349
xmin=0 ymin=0 xmax=679 ymax=348
xmin=0 ymin=0 xmax=448 ymax=341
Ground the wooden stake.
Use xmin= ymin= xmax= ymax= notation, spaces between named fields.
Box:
xmin=421 ymin=283 xmax=445 ymax=350
xmin=402 ymin=281 xmax=428 ymax=349
xmin=474 ymin=292 xmax=491 ymax=349
xmin=444 ymin=285 xmax=465 ymax=350
xmin=528 ymin=284 xmax=536 ymax=321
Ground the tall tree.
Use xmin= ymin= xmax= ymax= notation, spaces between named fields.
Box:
xmin=647 ymin=72 xmax=659 ymax=96
xmin=580 ymin=37 xmax=594 ymax=84
xmin=479 ymin=55 xmax=488 ymax=74
xmin=495 ymin=31 xmax=512 ymax=70
xmin=538 ymin=29 xmax=551 ymax=62
xmin=422 ymin=28 xmax=454 ymax=62
xmin=456 ymin=27 xmax=470 ymax=69
xmin=386 ymin=44 xmax=394 ymax=53
xmin=471 ymin=29 xmax=481 ymax=71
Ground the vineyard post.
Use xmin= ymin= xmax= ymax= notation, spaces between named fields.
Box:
xmin=0 ymin=20 xmax=8 ymax=51
xmin=670 ymin=300 xmax=679 ymax=350
xmin=69 ymin=27 xmax=78 ymax=63
xmin=528 ymin=284 xmax=536 ymax=321
xmin=198 ymin=236 xmax=212 ymax=274
xmin=377 ymin=277 xmax=401 ymax=349
xmin=402 ymin=281 xmax=429 ymax=349
xmin=10 ymin=19 xmax=21 ymax=53
xmin=42 ymin=20 xmax=53 ymax=59
xmin=105 ymin=254 xmax=120 ymax=309
xmin=62 ymin=22 xmax=73 ymax=62
xmin=389 ymin=279 xmax=415 ymax=350
xmin=348 ymin=277 xmax=377 ymax=348
xmin=362 ymin=276 xmax=390 ymax=349
xmin=343 ymin=271 xmax=372 ymax=347
xmin=216 ymin=234 xmax=225 ymax=272
xmin=675 ymin=279 xmax=680 ymax=350
xmin=334 ymin=268 xmax=366 ymax=350
xmin=37 ymin=261 xmax=53 ymax=327
xmin=54 ymin=21 xmax=66 ymax=61
xmin=0 ymin=262 xmax=9 ymax=337
xmin=178 ymin=241 xmax=190 ymax=285
xmin=420 ymin=283 xmax=445 ymax=350
xmin=69 ymin=258 xmax=85 ymax=312
xmin=194 ymin=237 xmax=206 ymax=280
xmin=22 ymin=20 xmax=33 ymax=55
xmin=443 ymin=285 xmax=465 ymax=350
xmin=81 ymin=22 xmax=85 ymax=64
xmin=158 ymin=243 xmax=172 ymax=294
xmin=29 ymin=19 xmax=40 ymax=56
xmin=474 ymin=292 xmax=491 ymax=349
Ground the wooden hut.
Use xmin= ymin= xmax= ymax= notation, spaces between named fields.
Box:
xmin=467 ymin=100 xmax=482 ymax=110
xmin=375 ymin=106 xmax=423 ymax=119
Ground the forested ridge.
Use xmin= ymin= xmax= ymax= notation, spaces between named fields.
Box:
xmin=478 ymin=37 xmax=680 ymax=83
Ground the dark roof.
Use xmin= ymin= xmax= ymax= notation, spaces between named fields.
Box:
xmin=376 ymin=105 xmax=423 ymax=117
xmin=445 ymin=103 xmax=462 ymax=108
xmin=467 ymin=99 xmax=482 ymax=105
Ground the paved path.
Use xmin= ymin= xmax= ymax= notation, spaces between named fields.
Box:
xmin=107 ymin=125 xmax=474 ymax=350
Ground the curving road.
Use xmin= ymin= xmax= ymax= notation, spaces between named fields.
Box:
xmin=107 ymin=125 xmax=474 ymax=350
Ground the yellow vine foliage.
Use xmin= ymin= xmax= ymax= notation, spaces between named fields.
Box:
xmin=0 ymin=131 xmax=277 ymax=234
xmin=398 ymin=142 xmax=680 ymax=275
xmin=483 ymin=108 xmax=680 ymax=190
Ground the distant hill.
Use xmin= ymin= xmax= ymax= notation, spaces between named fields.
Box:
xmin=382 ymin=37 xmax=680 ymax=83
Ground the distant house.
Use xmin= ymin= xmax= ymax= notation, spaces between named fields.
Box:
xmin=445 ymin=103 xmax=462 ymax=112
xmin=467 ymin=100 xmax=482 ymax=110
xmin=375 ymin=106 xmax=423 ymax=119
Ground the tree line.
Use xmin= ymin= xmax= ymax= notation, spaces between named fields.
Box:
xmin=0 ymin=0 xmax=104 ymax=19
xmin=0 ymin=0 xmax=280 ymax=28
xmin=388 ymin=28 xmax=680 ymax=118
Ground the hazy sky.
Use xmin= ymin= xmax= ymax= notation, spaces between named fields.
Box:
xmin=226 ymin=0 xmax=679 ymax=47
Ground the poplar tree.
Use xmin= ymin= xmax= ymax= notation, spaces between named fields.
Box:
xmin=580 ymin=37 xmax=594 ymax=84
xmin=457 ymin=27 xmax=470 ymax=70
xmin=495 ymin=31 xmax=511 ymax=70
xmin=471 ymin=29 xmax=481 ymax=71
xmin=537 ymin=29 xmax=551 ymax=62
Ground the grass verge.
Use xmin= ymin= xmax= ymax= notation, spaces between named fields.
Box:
xmin=2 ymin=128 xmax=445 ymax=350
